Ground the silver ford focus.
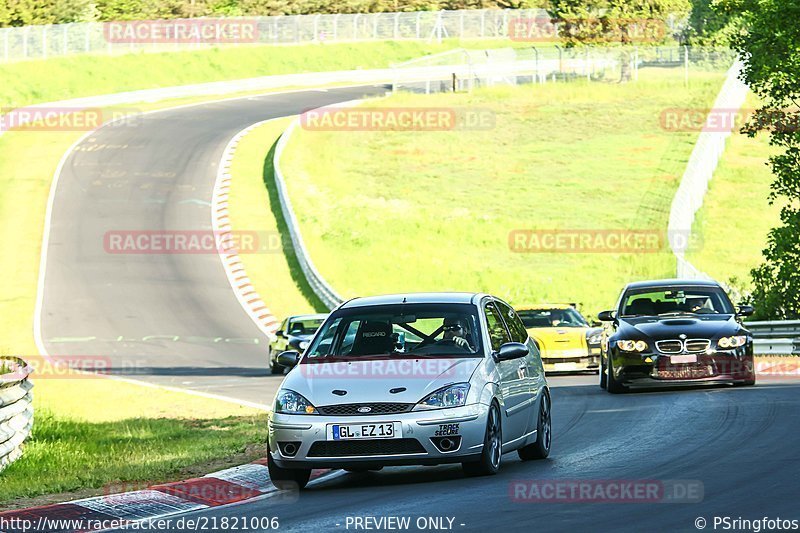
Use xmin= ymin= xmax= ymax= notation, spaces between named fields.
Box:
xmin=267 ymin=292 xmax=552 ymax=489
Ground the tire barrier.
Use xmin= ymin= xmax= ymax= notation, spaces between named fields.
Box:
xmin=0 ymin=357 xmax=34 ymax=474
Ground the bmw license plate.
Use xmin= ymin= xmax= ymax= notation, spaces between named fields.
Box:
xmin=670 ymin=354 xmax=698 ymax=364
xmin=327 ymin=422 xmax=401 ymax=440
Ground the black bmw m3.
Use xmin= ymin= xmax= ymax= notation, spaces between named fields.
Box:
xmin=597 ymin=279 xmax=756 ymax=393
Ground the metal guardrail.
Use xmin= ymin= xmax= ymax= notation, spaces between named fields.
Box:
xmin=0 ymin=357 xmax=34 ymax=473
xmin=747 ymin=320 xmax=800 ymax=355
xmin=273 ymin=120 xmax=345 ymax=311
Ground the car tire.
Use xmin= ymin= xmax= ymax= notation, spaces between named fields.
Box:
xmin=606 ymin=356 xmax=627 ymax=394
xmin=599 ymin=356 xmax=608 ymax=389
xmin=267 ymin=450 xmax=311 ymax=490
xmin=518 ymin=391 xmax=551 ymax=461
xmin=462 ymin=402 xmax=502 ymax=477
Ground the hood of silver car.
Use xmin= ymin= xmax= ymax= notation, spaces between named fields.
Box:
xmin=281 ymin=357 xmax=483 ymax=407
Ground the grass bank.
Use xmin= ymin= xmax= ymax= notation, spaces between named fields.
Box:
xmin=687 ymin=94 xmax=781 ymax=291
xmin=1 ymin=39 xmax=532 ymax=108
xmin=278 ymin=67 xmax=728 ymax=317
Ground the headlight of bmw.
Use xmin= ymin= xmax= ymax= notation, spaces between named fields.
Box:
xmin=413 ymin=383 xmax=470 ymax=411
xmin=275 ymin=389 xmax=318 ymax=415
xmin=718 ymin=335 xmax=747 ymax=349
xmin=616 ymin=339 xmax=648 ymax=352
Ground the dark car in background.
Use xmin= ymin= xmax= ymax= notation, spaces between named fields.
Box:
xmin=598 ymin=279 xmax=755 ymax=393
xmin=269 ymin=314 xmax=328 ymax=373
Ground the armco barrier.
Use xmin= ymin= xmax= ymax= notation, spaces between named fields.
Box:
xmin=272 ymin=120 xmax=345 ymax=311
xmin=0 ymin=357 xmax=34 ymax=473
xmin=748 ymin=320 xmax=800 ymax=356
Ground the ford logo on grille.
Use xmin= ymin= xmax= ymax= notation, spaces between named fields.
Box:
xmin=357 ymin=406 xmax=372 ymax=413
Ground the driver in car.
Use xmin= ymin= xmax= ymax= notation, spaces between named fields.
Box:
xmin=440 ymin=317 xmax=472 ymax=349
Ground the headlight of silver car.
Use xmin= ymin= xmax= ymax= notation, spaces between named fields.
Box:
xmin=616 ymin=339 xmax=648 ymax=352
xmin=413 ymin=383 xmax=470 ymax=411
xmin=718 ymin=335 xmax=747 ymax=349
xmin=275 ymin=389 xmax=318 ymax=415
xmin=299 ymin=341 xmax=309 ymax=351
xmin=587 ymin=332 xmax=603 ymax=345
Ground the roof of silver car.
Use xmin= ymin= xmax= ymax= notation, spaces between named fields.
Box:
xmin=340 ymin=292 xmax=485 ymax=309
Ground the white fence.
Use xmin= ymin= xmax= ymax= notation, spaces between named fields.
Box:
xmin=0 ymin=357 xmax=33 ymax=473
xmin=667 ymin=60 xmax=748 ymax=281
xmin=0 ymin=8 xmax=550 ymax=63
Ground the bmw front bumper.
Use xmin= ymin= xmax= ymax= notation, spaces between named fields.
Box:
xmin=268 ymin=403 xmax=489 ymax=469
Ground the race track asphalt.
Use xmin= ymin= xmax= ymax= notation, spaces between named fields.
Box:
xmin=39 ymin=85 xmax=387 ymax=404
xmin=38 ymin=84 xmax=800 ymax=532
xmin=110 ymin=374 xmax=800 ymax=532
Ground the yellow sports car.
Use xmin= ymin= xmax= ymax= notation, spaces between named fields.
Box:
xmin=516 ymin=304 xmax=602 ymax=373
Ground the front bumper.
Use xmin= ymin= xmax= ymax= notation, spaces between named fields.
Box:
xmin=611 ymin=346 xmax=755 ymax=387
xmin=268 ymin=403 xmax=489 ymax=469
xmin=543 ymin=349 xmax=600 ymax=372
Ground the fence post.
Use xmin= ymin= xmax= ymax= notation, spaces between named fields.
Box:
xmin=416 ymin=12 xmax=421 ymax=39
xmin=22 ymin=27 xmax=28 ymax=59
xmin=333 ymin=14 xmax=339 ymax=40
xmin=3 ymin=30 xmax=8 ymax=63
xmin=394 ymin=13 xmax=399 ymax=40
xmin=480 ymin=9 xmax=485 ymax=38
xmin=354 ymin=14 xmax=360 ymax=40
xmin=684 ymin=45 xmax=689 ymax=88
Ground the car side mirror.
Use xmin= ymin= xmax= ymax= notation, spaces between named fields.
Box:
xmin=737 ymin=305 xmax=754 ymax=317
xmin=591 ymin=320 xmax=601 ymax=327
xmin=277 ymin=350 xmax=300 ymax=369
xmin=275 ymin=330 xmax=286 ymax=338
xmin=495 ymin=342 xmax=529 ymax=361
xmin=598 ymin=310 xmax=615 ymax=322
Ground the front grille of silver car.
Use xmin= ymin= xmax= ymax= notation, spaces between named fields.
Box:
xmin=655 ymin=340 xmax=683 ymax=354
xmin=307 ymin=438 xmax=425 ymax=457
xmin=317 ymin=403 xmax=414 ymax=416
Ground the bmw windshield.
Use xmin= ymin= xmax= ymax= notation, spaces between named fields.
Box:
xmin=304 ymin=303 xmax=484 ymax=360
xmin=620 ymin=286 xmax=735 ymax=317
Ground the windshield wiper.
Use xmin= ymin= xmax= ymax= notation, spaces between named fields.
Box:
xmin=657 ymin=311 xmax=698 ymax=317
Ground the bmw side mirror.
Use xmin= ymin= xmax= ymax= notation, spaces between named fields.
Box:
xmin=598 ymin=310 xmax=615 ymax=322
xmin=495 ymin=342 xmax=529 ymax=361
xmin=737 ymin=305 xmax=754 ymax=317
xmin=277 ymin=350 xmax=300 ymax=369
